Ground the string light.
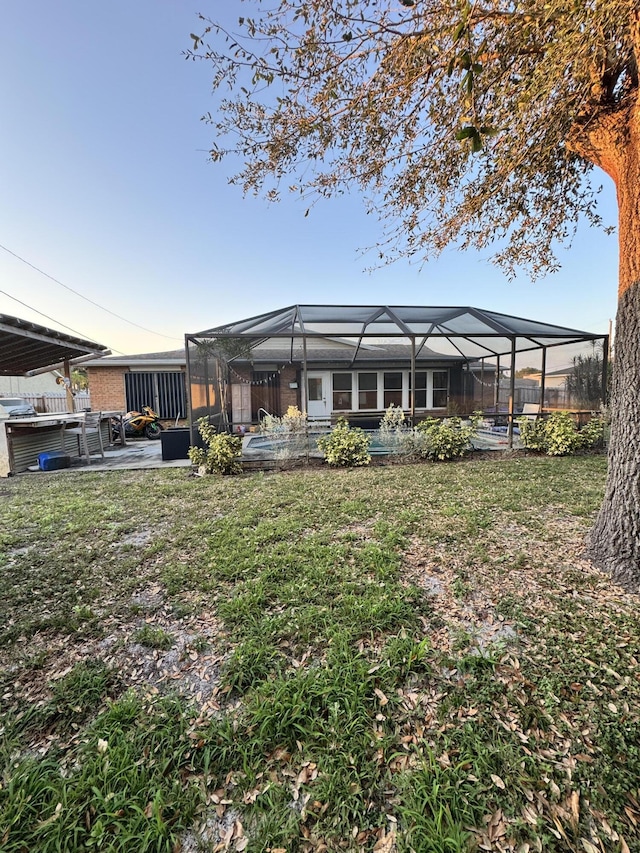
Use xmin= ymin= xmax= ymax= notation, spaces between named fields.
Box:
xmin=227 ymin=365 xmax=282 ymax=386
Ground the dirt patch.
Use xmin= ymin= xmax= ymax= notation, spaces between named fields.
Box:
xmin=2 ymin=585 xmax=226 ymax=725
xmin=180 ymin=806 xmax=246 ymax=853
xmin=402 ymin=536 xmax=519 ymax=654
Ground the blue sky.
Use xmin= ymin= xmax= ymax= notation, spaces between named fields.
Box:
xmin=0 ymin=1 xmax=619 ymax=358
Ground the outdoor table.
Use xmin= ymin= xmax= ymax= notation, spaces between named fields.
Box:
xmin=2 ymin=411 xmax=125 ymax=474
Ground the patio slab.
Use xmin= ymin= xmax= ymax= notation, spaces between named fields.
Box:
xmin=26 ymin=438 xmax=193 ymax=474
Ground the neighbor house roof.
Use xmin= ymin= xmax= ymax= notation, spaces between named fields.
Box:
xmin=0 ymin=314 xmax=109 ymax=376
xmin=192 ymin=305 xmax=603 ymax=360
xmin=83 ymin=349 xmax=185 ymax=368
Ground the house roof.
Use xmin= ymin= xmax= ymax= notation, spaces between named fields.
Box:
xmin=0 ymin=314 xmax=109 ymax=376
xmin=191 ymin=305 xmax=603 ymax=360
xmin=528 ymin=366 xmax=573 ymax=378
xmin=236 ymin=340 xmax=465 ymax=365
xmin=83 ymin=348 xmax=185 ymax=368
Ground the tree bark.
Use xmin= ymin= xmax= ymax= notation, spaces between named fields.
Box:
xmin=587 ymin=94 xmax=640 ymax=591
xmin=589 ymin=284 xmax=640 ymax=590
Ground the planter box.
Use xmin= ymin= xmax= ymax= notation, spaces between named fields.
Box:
xmin=160 ymin=428 xmax=191 ymax=461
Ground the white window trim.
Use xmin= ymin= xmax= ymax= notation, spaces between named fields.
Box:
xmin=329 ymin=369 xmax=449 ymax=412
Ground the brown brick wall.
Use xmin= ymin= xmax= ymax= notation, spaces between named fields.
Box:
xmin=279 ymin=366 xmax=300 ymax=412
xmin=86 ymin=367 xmax=127 ymax=412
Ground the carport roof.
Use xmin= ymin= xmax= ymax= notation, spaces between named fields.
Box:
xmin=0 ymin=313 xmax=110 ymax=376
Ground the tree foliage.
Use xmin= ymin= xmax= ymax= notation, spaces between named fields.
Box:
xmin=567 ymin=349 xmax=607 ymax=409
xmin=188 ymin=1 xmax=637 ymax=277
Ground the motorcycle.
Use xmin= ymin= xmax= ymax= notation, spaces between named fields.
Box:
xmin=111 ymin=405 xmax=164 ymax=440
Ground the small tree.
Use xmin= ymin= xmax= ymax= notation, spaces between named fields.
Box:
xmin=566 ymin=350 xmax=607 ymax=409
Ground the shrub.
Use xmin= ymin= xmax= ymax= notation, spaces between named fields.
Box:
xmin=188 ymin=417 xmax=243 ymax=474
xmin=518 ymin=411 xmax=582 ymax=456
xmin=415 ymin=416 xmax=477 ymax=461
xmin=260 ymin=405 xmax=307 ymax=434
xmin=544 ymin=411 xmax=582 ymax=455
xmin=517 ymin=416 xmax=548 ymax=453
xmin=317 ymin=417 xmax=371 ymax=467
xmin=379 ymin=405 xmax=410 ymax=455
xmin=579 ymin=415 xmax=606 ymax=449
xmin=259 ymin=405 xmax=308 ymax=462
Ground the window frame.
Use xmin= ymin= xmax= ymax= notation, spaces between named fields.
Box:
xmin=322 ymin=369 xmax=449 ymax=412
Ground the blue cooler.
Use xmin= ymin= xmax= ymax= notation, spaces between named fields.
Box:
xmin=38 ymin=451 xmax=71 ymax=471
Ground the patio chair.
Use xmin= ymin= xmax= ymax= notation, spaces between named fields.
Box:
xmin=521 ymin=403 xmax=541 ymax=420
xmin=65 ymin=411 xmax=105 ymax=464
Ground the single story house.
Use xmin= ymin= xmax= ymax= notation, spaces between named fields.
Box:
xmin=185 ymin=305 xmax=608 ymax=432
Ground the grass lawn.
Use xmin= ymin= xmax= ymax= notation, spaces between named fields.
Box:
xmin=1 ymin=455 xmax=639 ymax=852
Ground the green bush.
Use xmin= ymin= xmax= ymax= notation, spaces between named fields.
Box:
xmin=517 ymin=416 xmax=548 ymax=452
xmin=544 ymin=411 xmax=582 ymax=455
xmin=415 ymin=416 xmax=477 ymax=461
xmin=579 ymin=415 xmax=606 ymax=449
xmin=188 ymin=418 xmax=243 ymax=475
xmin=317 ymin=418 xmax=371 ymax=467
xmin=518 ymin=411 xmax=583 ymax=456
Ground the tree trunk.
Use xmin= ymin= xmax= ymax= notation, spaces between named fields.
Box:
xmin=589 ymin=284 xmax=640 ymax=590
xmin=587 ymin=96 xmax=640 ymax=591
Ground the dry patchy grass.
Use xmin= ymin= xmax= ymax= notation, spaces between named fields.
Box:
xmin=1 ymin=455 xmax=639 ymax=853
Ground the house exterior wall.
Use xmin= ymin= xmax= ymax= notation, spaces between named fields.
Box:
xmin=0 ymin=373 xmax=60 ymax=395
xmin=86 ymin=367 xmax=127 ymax=412
xmin=280 ymin=367 xmax=299 ymax=412
xmin=228 ymin=362 xmax=471 ymax=426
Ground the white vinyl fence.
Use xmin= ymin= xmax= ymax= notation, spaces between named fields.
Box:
xmin=15 ymin=392 xmax=91 ymax=413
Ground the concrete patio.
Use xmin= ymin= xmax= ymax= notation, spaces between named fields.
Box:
xmin=26 ymin=438 xmax=193 ymax=474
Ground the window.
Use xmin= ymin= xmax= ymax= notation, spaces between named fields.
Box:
xmin=308 ymin=377 xmax=323 ymax=402
xmin=125 ymin=371 xmax=186 ymax=419
xmin=413 ymin=372 xmax=428 ymax=408
xmin=358 ymin=373 xmax=378 ymax=409
xmin=433 ymin=371 xmax=448 ymax=408
xmin=324 ymin=369 xmax=448 ymax=412
xmin=384 ymin=372 xmax=403 ymax=408
xmin=333 ymin=374 xmax=352 ymax=410
xmin=409 ymin=369 xmax=449 ymax=409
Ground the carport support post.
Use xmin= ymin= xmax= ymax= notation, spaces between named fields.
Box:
xmin=302 ymin=335 xmax=309 ymax=462
xmin=0 ymin=410 xmax=10 ymax=477
xmin=508 ymin=339 xmax=516 ymax=449
xmin=302 ymin=336 xmax=309 ymax=417
xmin=63 ymin=360 xmax=74 ymax=412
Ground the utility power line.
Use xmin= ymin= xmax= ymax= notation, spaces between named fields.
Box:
xmin=0 ymin=243 xmax=182 ymax=342
xmin=0 ymin=288 xmax=126 ymax=356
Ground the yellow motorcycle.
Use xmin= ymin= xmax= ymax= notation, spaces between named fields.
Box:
xmin=111 ymin=406 xmax=163 ymax=440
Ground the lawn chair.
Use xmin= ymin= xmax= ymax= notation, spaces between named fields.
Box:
xmin=65 ymin=411 xmax=105 ymax=464
xmin=521 ymin=403 xmax=541 ymax=420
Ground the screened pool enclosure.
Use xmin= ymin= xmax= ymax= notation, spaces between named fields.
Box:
xmin=185 ymin=305 xmax=608 ymax=448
